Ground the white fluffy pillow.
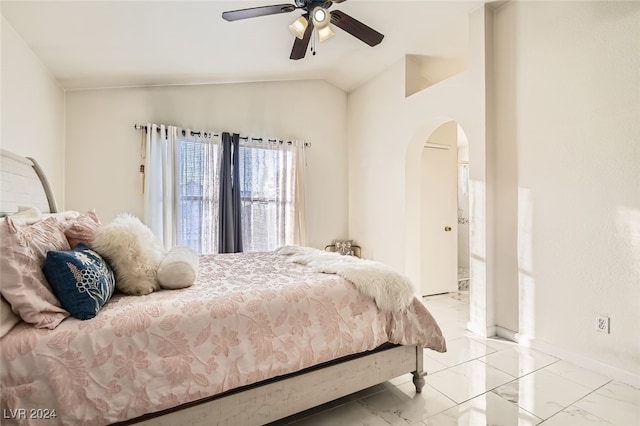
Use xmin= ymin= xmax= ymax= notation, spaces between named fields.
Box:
xmin=92 ymin=214 xmax=165 ymax=296
xmin=158 ymin=246 xmax=199 ymax=290
xmin=10 ymin=206 xmax=42 ymax=225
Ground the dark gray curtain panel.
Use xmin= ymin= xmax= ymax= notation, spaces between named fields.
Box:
xmin=218 ymin=132 xmax=243 ymax=253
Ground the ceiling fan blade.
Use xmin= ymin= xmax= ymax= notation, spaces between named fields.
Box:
xmin=330 ymin=10 xmax=384 ymax=47
xmin=290 ymin=20 xmax=314 ymax=60
xmin=222 ymin=4 xmax=296 ymax=22
xmin=331 ymin=0 xmax=348 ymax=3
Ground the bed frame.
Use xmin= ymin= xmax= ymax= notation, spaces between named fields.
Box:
xmin=0 ymin=148 xmax=427 ymax=425
xmin=123 ymin=345 xmax=425 ymax=425
xmin=0 ymin=149 xmax=57 ymax=216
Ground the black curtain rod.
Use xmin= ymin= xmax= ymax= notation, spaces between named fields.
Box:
xmin=134 ymin=124 xmax=310 ymax=147
xmin=238 ymin=136 xmax=311 ymax=147
xmin=133 ymin=124 xmax=217 ymax=138
xmin=183 ymin=130 xmax=215 ymax=138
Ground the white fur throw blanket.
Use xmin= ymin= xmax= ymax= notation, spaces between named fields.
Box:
xmin=275 ymin=246 xmax=417 ymax=314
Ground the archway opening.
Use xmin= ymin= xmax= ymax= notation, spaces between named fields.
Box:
xmin=405 ymin=118 xmax=478 ymax=333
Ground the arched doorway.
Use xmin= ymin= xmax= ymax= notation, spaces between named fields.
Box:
xmin=411 ymin=120 xmax=470 ymax=296
xmin=405 ymin=117 xmax=485 ymax=334
xmin=420 ymin=121 xmax=460 ymax=295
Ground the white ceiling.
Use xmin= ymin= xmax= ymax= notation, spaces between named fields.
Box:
xmin=1 ymin=0 xmax=484 ymax=92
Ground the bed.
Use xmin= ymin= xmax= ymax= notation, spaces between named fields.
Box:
xmin=0 ymin=148 xmax=446 ymax=426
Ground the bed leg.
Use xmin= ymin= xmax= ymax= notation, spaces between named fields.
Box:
xmin=412 ymin=346 xmax=426 ymax=393
xmin=412 ymin=371 xmax=426 ymax=393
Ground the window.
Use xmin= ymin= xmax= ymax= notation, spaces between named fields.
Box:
xmin=239 ymin=144 xmax=297 ymax=252
xmin=175 ymin=139 xmax=220 ymax=254
xmin=148 ymin=129 xmax=306 ymax=255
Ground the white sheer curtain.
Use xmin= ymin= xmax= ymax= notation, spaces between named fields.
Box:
xmin=144 ymin=124 xmax=221 ymax=253
xmin=175 ymin=131 xmax=221 ymax=254
xmin=144 ymin=124 xmax=176 ymax=249
xmin=238 ymin=139 xmax=307 ymax=251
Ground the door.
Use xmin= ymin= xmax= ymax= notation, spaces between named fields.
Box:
xmin=421 ymin=144 xmax=458 ymax=296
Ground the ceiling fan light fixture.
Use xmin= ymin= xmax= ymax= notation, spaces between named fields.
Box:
xmin=311 ymin=7 xmax=330 ymax=28
xmin=317 ymin=25 xmax=335 ymax=42
xmin=220 ymin=2 xmax=385 ymax=61
xmin=288 ymin=16 xmax=308 ymax=39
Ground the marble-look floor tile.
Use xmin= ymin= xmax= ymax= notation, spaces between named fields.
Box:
xmin=266 ymin=384 xmax=389 ymax=425
xmin=425 ymin=304 xmax=469 ymax=320
xmin=426 ymin=360 xmax=515 ymax=404
xmin=492 ymin=369 xmax=593 ymax=420
xmin=423 ymin=302 xmax=467 ymax=320
xmin=272 ymin=292 xmax=634 ymax=426
xmin=423 ymin=292 xmax=468 ymax=308
xmin=424 ymin=352 xmax=449 ymax=374
xmin=541 ymin=406 xmax=615 ymax=425
xmin=437 ymin=324 xmax=473 ymax=341
xmin=573 ymin=381 xmax=640 ymax=426
xmin=479 ymin=346 xmax=559 ymax=378
xmin=356 ymin=381 xmax=457 ymax=425
xmin=543 ymin=360 xmax=612 ymax=390
xmin=424 ymin=391 xmax=542 ymax=426
xmin=289 ymin=401 xmax=392 ymax=426
xmin=425 ymin=336 xmax=497 ymax=368
xmin=423 ymin=298 xmax=470 ymax=341
xmin=389 ymin=354 xmax=448 ymax=388
xmin=422 ymin=291 xmax=469 ymax=341
xmin=470 ymin=335 xmax=517 ymax=352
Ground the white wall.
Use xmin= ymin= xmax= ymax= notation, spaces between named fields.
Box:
xmin=348 ymin=0 xmax=640 ymax=383
xmin=1 ymin=16 xmax=65 ymax=207
xmin=493 ymin=1 xmax=640 ymax=380
xmin=64 ymin=80 xmax=348 ymax=250
xmin=457 ymin=163 xmax=470 ymax=273
xmin=348 ymin=6 xmax=494 ymax=336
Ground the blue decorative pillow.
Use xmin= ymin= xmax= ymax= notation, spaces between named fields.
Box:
xmin=43 ymin=243 xmax=116 ymax=320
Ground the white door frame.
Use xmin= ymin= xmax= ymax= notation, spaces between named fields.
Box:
xmin=405 ymin=117 xmax=495 ymax=337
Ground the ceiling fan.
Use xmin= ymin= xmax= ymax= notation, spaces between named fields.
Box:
xmin=222 ymin=0 xmax=384 ymax=60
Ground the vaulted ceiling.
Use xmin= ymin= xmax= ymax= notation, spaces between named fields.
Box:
xmin=1 ymin=0 xmax=484 ymax=92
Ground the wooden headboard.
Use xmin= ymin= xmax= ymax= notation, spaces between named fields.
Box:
xmin=0 ymin=149 xmax=58 ymax=217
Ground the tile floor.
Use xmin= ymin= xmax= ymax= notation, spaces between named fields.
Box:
xmin=270 ymin=291 xmax=640 ymax=425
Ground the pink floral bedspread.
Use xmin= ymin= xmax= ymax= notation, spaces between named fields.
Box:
xmin=1 ymin=252 xmax=446 ymax=425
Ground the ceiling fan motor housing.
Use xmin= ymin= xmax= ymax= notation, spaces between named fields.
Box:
xmin=302 ymin=1 xmax=334 ymax=11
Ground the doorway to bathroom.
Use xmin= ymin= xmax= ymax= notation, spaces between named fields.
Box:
xmin=420 ymin=121 xmax=470 ymax=296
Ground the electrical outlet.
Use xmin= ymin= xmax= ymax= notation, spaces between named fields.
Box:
xmin=595 ymin=315 xmax=610 ymax=334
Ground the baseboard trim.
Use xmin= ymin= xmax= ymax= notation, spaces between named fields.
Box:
xmin=495 ymin=326 xmax=518 ymax=342
xmin=465 ymin=326 xmax=640 ymax=387
xmin=466 ymin=321 xmax=496 ymax=338
xmin=515 ymin=334 xmax=640 ymax=388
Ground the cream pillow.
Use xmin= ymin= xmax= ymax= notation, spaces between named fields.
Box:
xmin=158 ymin=246 xmax=199 ymax=289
